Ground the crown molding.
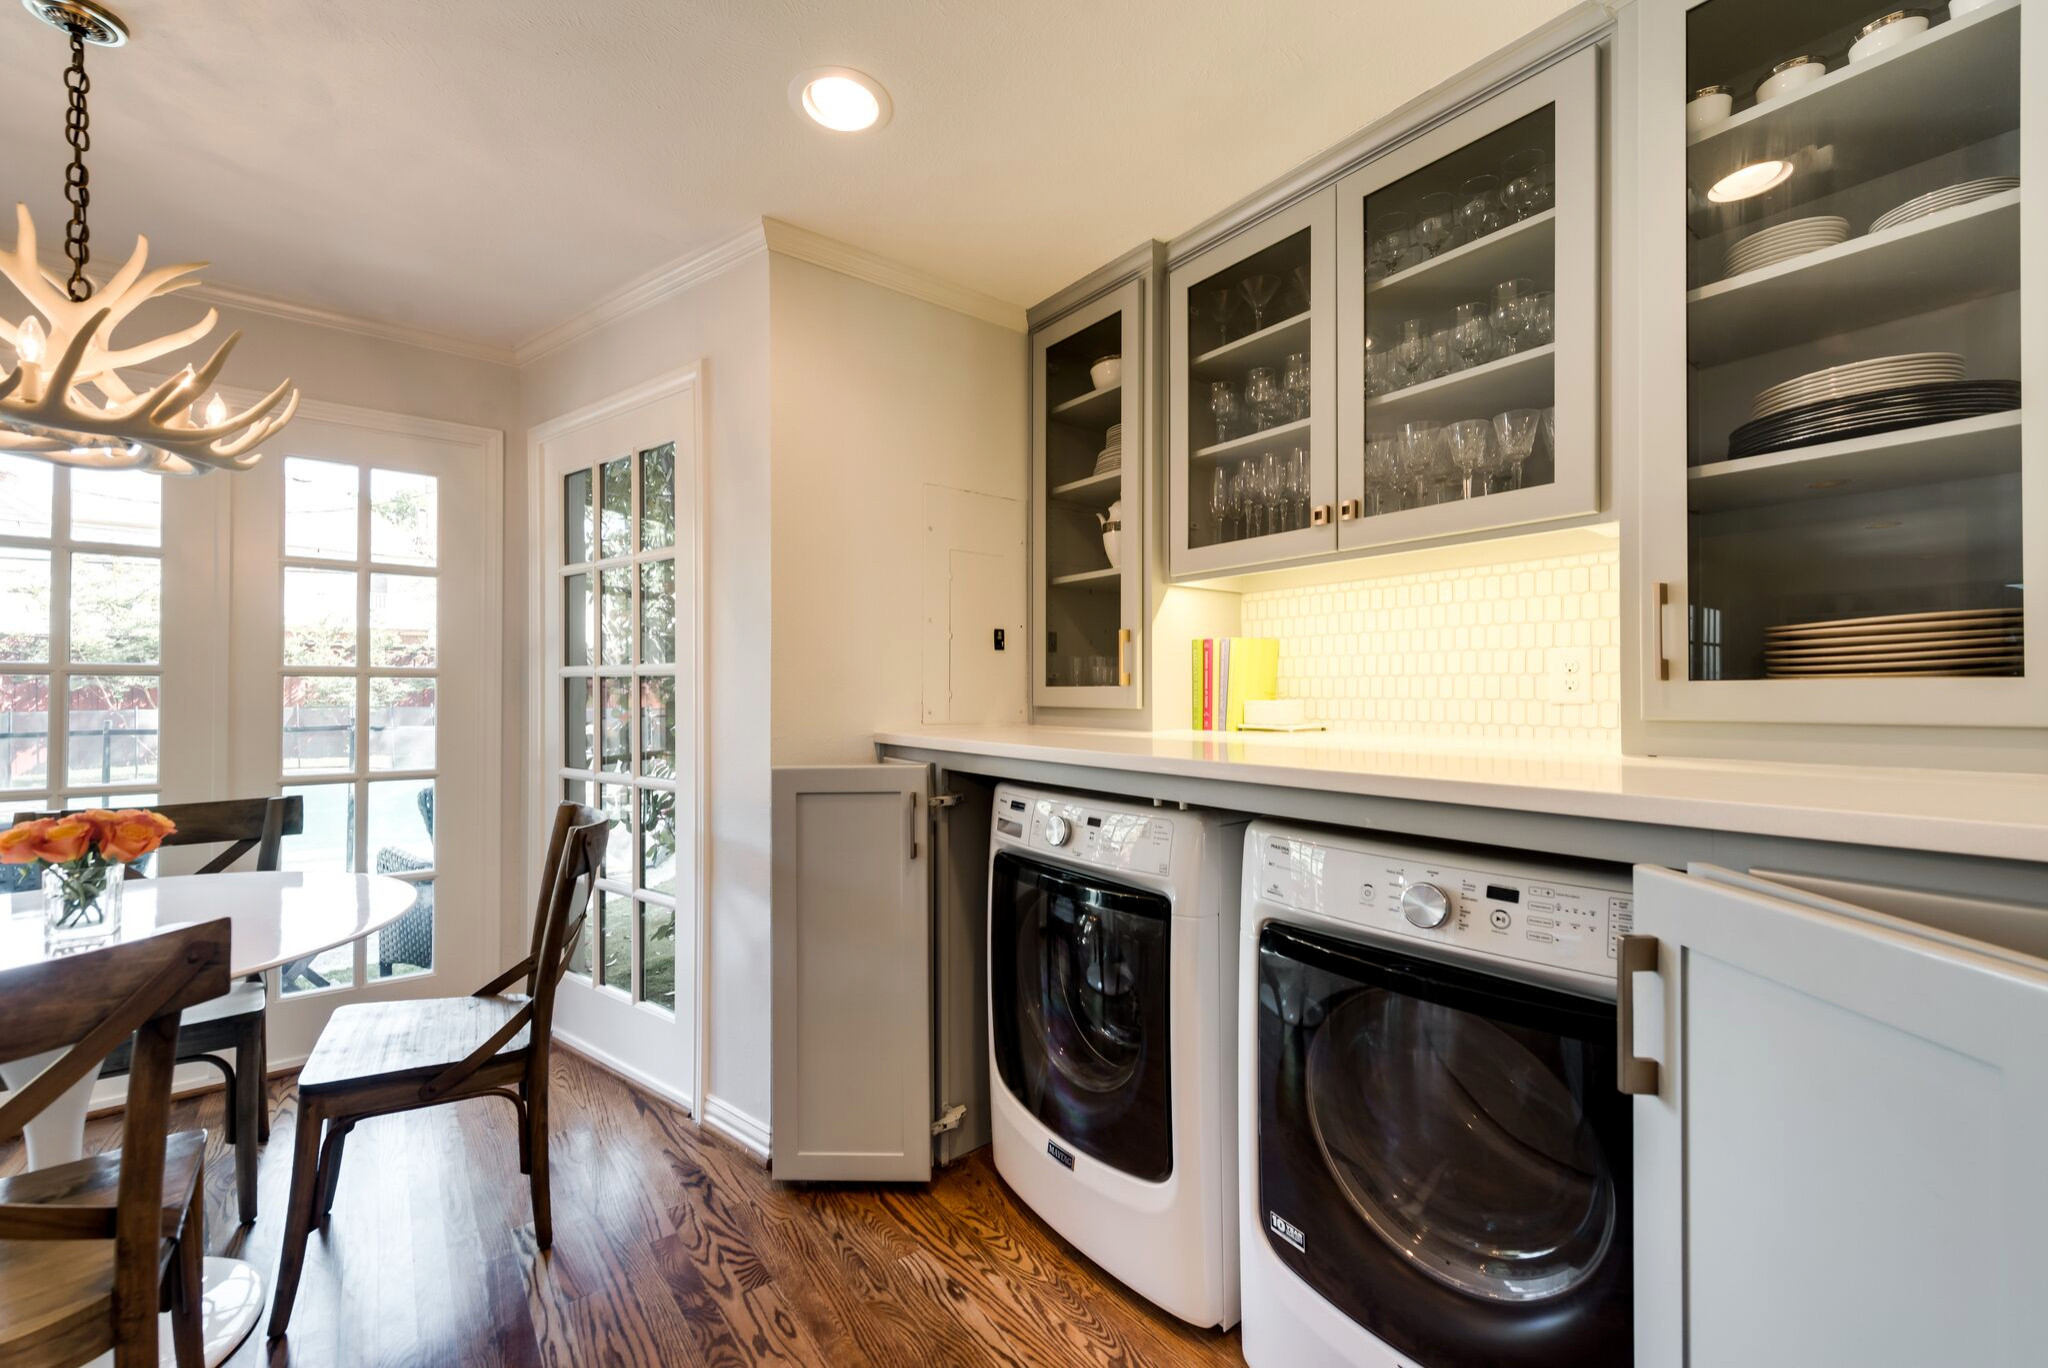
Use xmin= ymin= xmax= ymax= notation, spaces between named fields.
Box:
xmin=510 ymin=223 xmax=770 ymax=368
xmin=185 ymin=281 xmax=517 ymax=365
xmin=761 ymin=218 xmax=1027 ymax=333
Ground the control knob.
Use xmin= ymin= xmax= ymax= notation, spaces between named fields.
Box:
xmin=1043 ymin=814 xmax=1072 ymax=847
xmin=1401 ymin=882 xmax=1452 ymax=929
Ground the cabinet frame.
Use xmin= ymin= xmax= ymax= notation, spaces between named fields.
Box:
xmin=1335 ymin=44 xmax=1602 ymax=552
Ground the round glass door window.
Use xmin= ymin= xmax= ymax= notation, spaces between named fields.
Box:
xmin=1306 ymin=988 xmax=1616 ymax=1302
xmin=1030 ymin=904 xmax=1149 ymax=1094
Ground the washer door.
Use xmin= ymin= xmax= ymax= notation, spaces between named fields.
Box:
xmin=991 ymin=851 xmax=1173 ymax=1180
xmin=1255 ymin=921 xmax=1632 ymax=1366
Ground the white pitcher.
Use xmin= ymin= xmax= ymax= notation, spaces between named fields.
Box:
xmin=1097 ymin=499 xmax=1123 ymax=570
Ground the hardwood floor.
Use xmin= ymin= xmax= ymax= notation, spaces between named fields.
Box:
xmin=0 ymin=1051 xmax=1247 ymax=1367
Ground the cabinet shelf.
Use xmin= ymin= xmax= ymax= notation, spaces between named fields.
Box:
xmin=1193 ymin=416 xmax=1312 ymax=463
xmin=1049 ymin=566 xmax=1121 ymax=589
xmin=1688 ymin=191 xmax=2020 ymax=367
xmin=1050 ymin=384 xmax=1123 ymax=428
xmin=1365 ymin=344 xmax=1554 ymax=425
xmin=1686 ymin=410 xmax=2021 ymax=513
xmin=1365 ymin=209 xmax=1556 ymax=315
xmin=1687 ymin=0 xmax=2019 ymax=217
xmin=1049 ymin=469 xmax=1123 ymax=507
xmin=1190 ymin=310 xmax=1311 ymax=379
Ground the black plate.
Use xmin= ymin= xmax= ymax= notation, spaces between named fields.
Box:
xmin=1725 ymin=380 xmax=2020 ymax=460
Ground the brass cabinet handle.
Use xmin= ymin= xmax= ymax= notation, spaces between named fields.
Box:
xmin=1655 ymin=582 xmax=1672 ymax=682
xmin=1117 ymin=628 xmax=1132 ymax=687
xmin=1617 ymin=934 xmax=1660 ymax=1095
xmin=1311 ymin=504 xmax=1331 ymax=527
xmin=1338 ymin=498 xmax=1361 ymax=521
xmin=906 ymin=791 xmax=920 ymax=861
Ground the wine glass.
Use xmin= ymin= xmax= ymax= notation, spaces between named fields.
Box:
xmin=1239 ymin=273 xmax=1283 ymax=332
xmin=1398 ymin=421 xmax=1441 ymax=508
xmin=1260 ymin=452 xmax=1284 ymax=532
xmin=1365 ymin=345 xmax=1392 ymax=398
xmin=1413 ymin=193 xmax=1456 ymax=258
xmin=1283 ymin=351 xmax=1311 ymax=421
xmin=1291 ymin=264 xmax=1311 ymax=313
xmin=1491 ymin=409 xmax=1540 ymax=491
xmin=1501 ymin=149 xmax=1553 ymax=220
xmin=1541 ymin=406 xmax=1558 ymax=474
xmin=1364 ymin=435 xmax=1396 ymax=515
xmin=1453 ymin=301 xmax=1493 ymax=369
xmin=1444 ymin=419 xmax=1492 ymax=500
xmin=1236 ymin=462 xmax=1264 ymax=538
xmin=1526 ymin=290 xmax=1555 ymax=346
xmin=1203 ymin=288 xmax=1240 ymax=348
xmin=1209 ymin=467 xmax=1231 ymax=543
xmin=1457 ymin=174 xmax=1505 ymax=241
xmin=1209 ymin=380 xmax=1243 ymax=443
xmin=1288 ymin=446 xmax=1310 ymax=527
xmin=1492 ymin=277 xmax=1534 ymax=356
xmin=1368 ymin=212 xmax=1411 ymax=276
xmin=1428 ymin=327 xmax=1455 ymax=380
xmin=1245 ymin=366 xmax=1282 ymax=430
xmin=1394 ymin=318 xmax=1429 ymax=386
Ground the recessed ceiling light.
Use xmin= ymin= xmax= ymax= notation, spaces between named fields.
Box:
xmin=790 ymin=67 xmax=891 ymax=133
xmin=1707 ymin=159 xmax=1794 ymax=203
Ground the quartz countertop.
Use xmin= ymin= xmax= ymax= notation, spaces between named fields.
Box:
xmin=873 ymin=725 xmax=2048 ymax=865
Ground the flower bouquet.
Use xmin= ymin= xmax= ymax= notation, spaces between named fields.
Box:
xmin=0 ymin=808 xmax=177 ymax=952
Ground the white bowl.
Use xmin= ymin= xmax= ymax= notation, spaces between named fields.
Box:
xmin=1849 ymin=12 xmax=1929 ymax=64
xmin=1089 ymin=356 xmax=1122 ymax=390
xmin=1949 ymin=0 xmax=1994 ymax=15
xmin=1756 ymin=58 xmax=1825 ymax=103
xmin=1686 ymin=88 xmax=1734 ymax=134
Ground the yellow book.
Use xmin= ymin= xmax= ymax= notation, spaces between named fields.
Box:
xmin=1222 ymin=637 xmax=1279 ymax=732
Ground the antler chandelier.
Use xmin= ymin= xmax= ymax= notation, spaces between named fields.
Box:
xmin=0 ymin=0 xmax=297 ymax=475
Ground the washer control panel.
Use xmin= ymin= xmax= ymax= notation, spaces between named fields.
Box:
xmin=994 ymin=793 xmax=1174 ymax=876
xmin=1253 ymin=832 xmax=1633 ymax=987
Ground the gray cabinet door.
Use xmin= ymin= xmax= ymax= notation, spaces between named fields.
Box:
xmin=771 ymin=762 xmax=932 ymax=1181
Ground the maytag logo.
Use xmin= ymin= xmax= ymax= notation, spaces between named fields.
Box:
xmin=1268 ymin=1211 xmax=1306 ymax=1252
xmin=1046 ymin=1139 xmax=1075 ymax=1170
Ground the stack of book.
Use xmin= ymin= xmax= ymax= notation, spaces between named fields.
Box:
xmin=1190 ymin=637 xmax=1279 ymax=731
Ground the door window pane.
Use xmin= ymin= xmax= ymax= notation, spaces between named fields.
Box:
xmin=0 ymin=458 xmax=51 ymax=539
xmin=563 ymin=678 xmax=594 ymax=770
xmin=599 ymin=676 xmax=631 ymax=772
xmin=640 ymin=787 xmax=676 ymax=897
xmin=0 ymin=674 xmax=49 ymax=790
xmin=369 ymin=573 xmax=436 ymax=667
xmin=284 ymin=458 xmax=358 ymax=560
xmin=639 ymin=558 xmax=674 ymax=664
xmin=639 ymin=442 xmax=675 ymax=551
xmin=641 ymin=899 xmax=676 ymax=1013
xmin=369 ymin=469 xmax=437 ymax=566
xmin=563 ymin=572 xmax=592 ymax=667
xmin=563 ymin=468 xmax=593 ymax=565
xmin=281 ymin=782 xmax=354 ymax=872
xmin=71 ymin=471 xmax=160 ymax=548
xmin=599 ymin=456 xmax=632 ymax=560
xmin=283 ymin=676 xmax=355 ymax=774
xmin=66 ymin=676 xmax=158 ymax=787
xmin=70 ymin=554 xmax=160 ymax=664
xmin=281 ymin=944 xmax=352 ymax=995
xmin=284 ymin=567 xmax=357 ymax=666
xmin=369 ymin=677 xmax=435 ymax=771
xmin=599 ymin=567 xmax=631 ymax=666
xmin=368 ymin=877 xmax=433 ymax=980
xmin=562 ymin=779 xmax=590 ymax=806
xmin=601 ymin=890 xmax=633 ymax=992
xmin=638 ymin=677 xmax=674 ymax=777
xmin=598 ymin=783 xmax=631 ymax=883
xmin=0 ymin=550 xmax=50 ymax=663
xmin=368 ymin=778 xmax=434 ymax=872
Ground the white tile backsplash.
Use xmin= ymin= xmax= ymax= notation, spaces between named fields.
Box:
xmin=1238 ymin=548 xmax=1622 ymax=750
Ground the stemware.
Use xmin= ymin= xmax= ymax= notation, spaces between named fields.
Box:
xmin=1209 ymin=467 xmax=1231 ymax=543
xmin=1526 ymin=290 xmax=1555 ymax=347
xmin=1368 ymin=212 xmax=1412 ymax=276
xmin=1236 ymin=461 xmax=1264 ymax=539
xmin=1453 ymin=301 xmax=1493 ymax=369
xmin=1239 ymin=273 xmax=1283 ymax=332
xmin=1541 ymin=406 xmax=1557 ymax=472
xmin=1413 ymin=193 xmax=1456 ymax=258
xmin=1491 ymin=408 xmax=1540 ymax=491
xmin=1364 ymin=435 xmax=1397 ymax=516
xmin=1428 ymin=327 xmax=1455 ymax=380
xmin=1397 ymin=421 xmax=1441 ymax=509
xmin=1457 ymin=174 xmax=1506 ymax=241
xmin=1291 ymin=264 xmax=1312 ymax=313
xmin=1203 ymin=288 xmax=1240 ymax=349
xmin=1366 ymin=346 xmax=1393 ymax=399
xmin=1394 ymin=318 xmax=1430 ymax=385
xmin=1492 ymin=278 xmax=1534 ymax=356
xmin=1209 ymin=380 xmax=1243 ymax=444
xmin=1245 ymin=366 xmax=1283 ymax=430
xmin=1444 ymin=420 xmax=1492 ymax=500
xmin=1282 ymin=351 xmax=1311 ymax=421
xmin=1501 ymin=149 xmax=1554 ymax=220
xmin=1287 ymin=446 xmax=1310 ymax=527
xmin=1260 ymin=452 xmax=1284 ymax=532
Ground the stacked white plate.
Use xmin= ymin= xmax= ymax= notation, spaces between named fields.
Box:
xmin=1750 ymin=352 xmax=1965 ymax=420
xmin=1722 ymin=216 xmax=1848 ymax=279
xmin=1094 ymin=422 xmax=1123 ymax=475
xmin=1871 ymin=176 xmax=2019 ymax=235
xmin=1764 ymin=608 xmax=2024 ymax=677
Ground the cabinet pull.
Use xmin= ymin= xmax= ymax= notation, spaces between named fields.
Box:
xmin=1311 ymin=504 xmax=1331 ymax=527
xmin=1654 ymin=582 xmax=1672 ymax=682
xmin=1338 ymin=498 xmax=1361 ymax=521
xmin=1117 ymin=628 xmax=1132 ymax=687
xmin=1617 ymin=934 xmax=1660 ymax=1095
xmin=906 ymin=791 xmax=920 ymax=861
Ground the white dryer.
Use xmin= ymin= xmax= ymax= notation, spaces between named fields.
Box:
xmin=987 ymin=784 xmax=1246 ymax=1329
xmin=1239 ymin=821 xmax=1636 ymax=1367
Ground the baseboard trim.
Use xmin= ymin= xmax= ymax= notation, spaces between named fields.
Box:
xmin=550 ymin=1031 xmax=696 ymax=1119
xmin=701 ymin=1094 xmax=771 ymax=1164
xmin=74 ymin=1051 xmax=311 ymax=1121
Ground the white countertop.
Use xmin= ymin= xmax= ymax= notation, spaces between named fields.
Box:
xmin=874 ymin=725 xmax=2048 ymax=865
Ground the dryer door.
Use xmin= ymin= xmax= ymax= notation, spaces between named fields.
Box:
xmin=991 ymin=851 xmax=1173 ymax=1181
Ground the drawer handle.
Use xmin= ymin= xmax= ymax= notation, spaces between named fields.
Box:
xmin=1617 ymin=934 xmax=1660 ymax=1095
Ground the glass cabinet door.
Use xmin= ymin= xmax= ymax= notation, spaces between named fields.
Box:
xmin=1168 ymin=189 xmax=1337 ymax=578
xmin=1638 ymin=0 xmax=2041 ymax=726
xmin=1334 ymin=45 xmax=1600 ymax=553
xmin=1033 ymin=278 xmax=1145 ymax=708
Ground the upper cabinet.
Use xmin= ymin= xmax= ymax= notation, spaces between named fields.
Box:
xmin=1633 ymin=0 xmax=2043 ymax=726
xmin=1166 ymin=46 xmax=1602 ymax=581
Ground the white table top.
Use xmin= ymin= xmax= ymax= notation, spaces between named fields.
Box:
xmin=2 ymin=870 xmax=418 ymax=975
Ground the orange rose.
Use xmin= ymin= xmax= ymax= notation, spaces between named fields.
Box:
xmin=100 ymin=813 xmax=174 ymax=865
xmin=30 ymin=817 xmax=94 ymax=864
xmin=0 ymin=819 xmax=50 ymax=865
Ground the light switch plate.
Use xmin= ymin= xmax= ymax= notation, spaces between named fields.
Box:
xmin=1547 ymin=646 xmax=1593 ymax=700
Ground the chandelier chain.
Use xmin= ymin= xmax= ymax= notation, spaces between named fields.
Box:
xmin=63 ymin=25 xmax=93 ymax=302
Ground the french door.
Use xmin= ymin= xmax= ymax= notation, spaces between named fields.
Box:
xmin=229 ymin=409 xmax=501 ymax=1065
xmin=533 ymin=367 xmax=702 ymax=1112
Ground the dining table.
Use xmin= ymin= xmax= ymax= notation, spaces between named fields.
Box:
xmin=1 ymin=869 xmax=418 ymax=1368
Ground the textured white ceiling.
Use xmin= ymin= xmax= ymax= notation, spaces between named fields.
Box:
xmin=0 ymin=0 xmax=1574 ymax=350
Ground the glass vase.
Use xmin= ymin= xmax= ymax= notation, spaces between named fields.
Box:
xmin=44 ymin=861 xmax=123 ymax=955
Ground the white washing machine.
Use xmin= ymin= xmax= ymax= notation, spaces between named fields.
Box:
xmin=987 ymin=784 xmax=1246 ymax=1329
xmin=1239 ymin=821 xmax=1636 ymax=1368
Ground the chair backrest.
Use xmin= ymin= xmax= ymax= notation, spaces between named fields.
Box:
xmin=9 ymin=795 xmax=304 ymax=878
xmin=0 ymin=920 xmax=230 ymax=1354
xmin=525 ymin=803 xmax=607 ymax=1059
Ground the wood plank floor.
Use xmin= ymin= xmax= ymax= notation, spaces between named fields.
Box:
xmin=0 ymin=1051 xmax=1247 ymax=1367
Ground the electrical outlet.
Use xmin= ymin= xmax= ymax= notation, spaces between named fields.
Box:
xmin=1547 ymin=646 xmax=1593 ymax=700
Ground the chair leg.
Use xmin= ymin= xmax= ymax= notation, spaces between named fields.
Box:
xmin=527 ymin=1086 xmax=552 ymax=1250
xmin=515 ymin=1098 xmax=532 ymax=1175
xmin=234 ymin=1024 xmax=263 ymax=1225
xmin=170 ymin=1181 xmax=205 ymax=1368
xmin=316 ymin=1119 xmax=355 ymax=1222
xmin=266 ymin=1094 xmax=326 ymax=1340
xmin=254 ymin=1013 xmax=272 ymax=1144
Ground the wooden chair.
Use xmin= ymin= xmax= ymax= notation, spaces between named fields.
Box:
xmin=13 ymin=796 xmax=304 ymax=1227
xmin=266 ymin=802 xmax=606 ymax=1340
xmin=0 ymin=919 xmax=231 ymax=1368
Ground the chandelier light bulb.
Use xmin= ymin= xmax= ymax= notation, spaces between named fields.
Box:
xmin=14 ymin=316 xmax=44 ymax=366
xmin=203 ymin=390 xmax=227 ymax=426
